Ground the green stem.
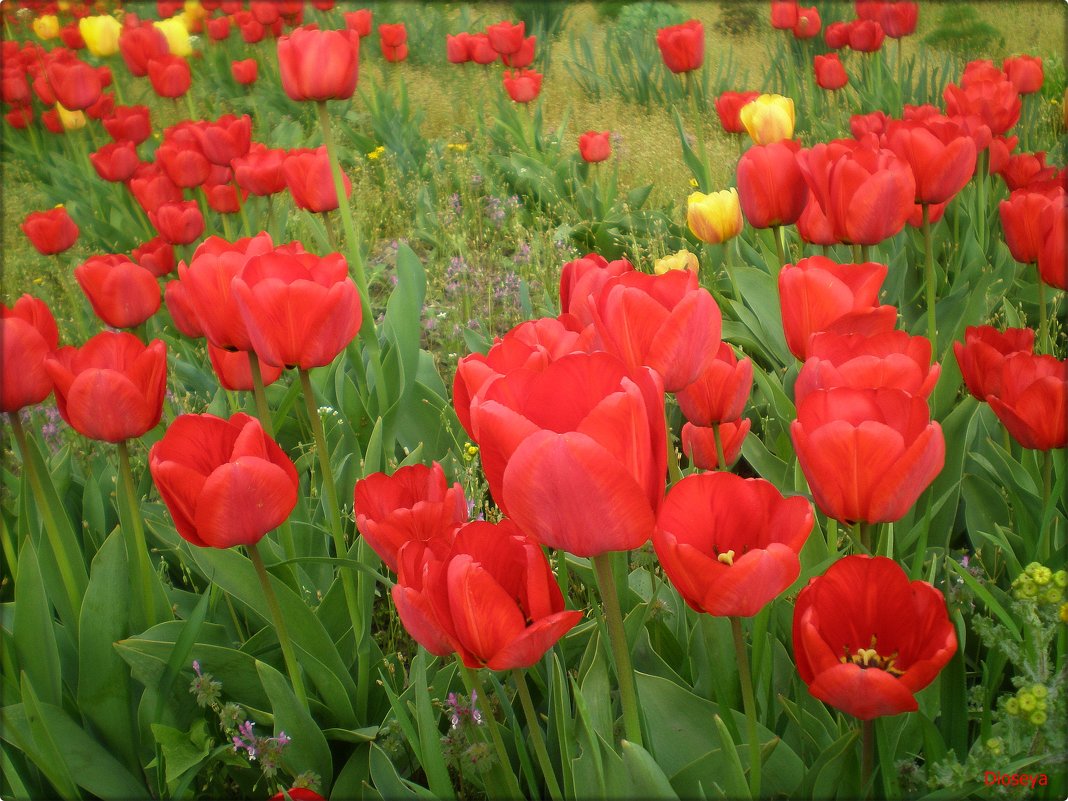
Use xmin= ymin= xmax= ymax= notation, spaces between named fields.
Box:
xmin=1039 ymin=449 xmax=1053 ymax=562
xmin=724 ymin=239 xmax=742 ymax=301
xmin=460 ymin=665 xmax=523 ymax=799
xmin=592 ymin=553 xmax=642 ymax=746
xmin=851 ymin=243 xmax=863 ymax=263
xmin=512 ymin=670 xmax=563 ymax=801
xmin=861 ymin=718 xmax=875 ymax=799
xmin=117 ymin=440 xmax=162 ymax=629
xmin=730 ymin=616 xmax=761 ymax=799
xmin=859 ymin=244 xmax=871 ymax=263
xmin=713 ymin=423 xmax=727 ymax=471
xmin=685 ymin=71 xmax=711 ymax=190
xmin=975 ymin=151 xmax=988 ymax=247
xmin=666 ymin=406 xmax=683 ymax=485
xmin=772 ymin=225 xmax=786 ymax=270
xmin=922 ymin=204 xmax=938 ymax=355
xmin=1037 ymin=277 xmax=1049 ymax=355
xmin=247 ymin=542 xmax=308 ymax=710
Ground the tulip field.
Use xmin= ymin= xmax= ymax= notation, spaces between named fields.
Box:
xmin=2 ymin=1 xmax=1068 ymax=799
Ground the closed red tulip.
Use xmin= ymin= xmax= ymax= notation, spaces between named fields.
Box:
xmin=1000 ymin=188 xmax=1060 ymax=265
xmin=277 ymin=26 xmax=360 ymax=102
xmin=2 ymin=67 xmax=30 ymax=106
xmin=193 ymin=113 xmax=251 ymax=166
xmin=206 ymin=15 xmax=230 ymax=41
xmin=231 ymin=58 xmax=258 ymax=85
xmin=779 ymin=256 xmax=898 ymax=360
xmin=501 ymin=35 xmax=536 ymax=69
xmin=486 ymin=20 xmax=525 ymax=55
xmin=5 ymin=105 xmax=34 ymax=130
xmin=680 ymin=419 xmax=750 ymax=470
xmin=715 ymin=90 xmax=760 ymax=134
xmin=850 ymin=109 xmax=889 ymax=139
xmin=132 ymin=236 xmax=175 ymax=278
xmin=446 ymin=33 xmax=471 ymax=64
xmin=283 ymin=146 xmax=352 ymax=213
xmin=103 ymin=104 xmax=151 ymax=144
xmin=797 ymin=192 xmax=838 ymax=245
xmin=1037 ymin=193 xmax=1067 ymax=290
xmin=737 ymin=139 xmax=808 ymax=228
xmin=150 ymin=412 xmax=298 ymax=548
xmin=814 ymin=53 xmax=848 ymax=90
xmin=45 ymin=58 xmax=101 ymax=110
xmin=89 ymin=140 xmax=140 ymax=183
xmin=559 ymin=252 xmax=634 ymax=326
xmin=378 ymin=23 xmax=408 ymax=62
xmin=676 ymin=341 xmax=752 ymax=425
xmin=207 ymin=343 xmax=282 ymax=392
xmin=128 ymin=164 xmax=184 ymax=213
xmin=590 ymin=269 xmax=722 ymax=392
xmin=156 ymin=140 xmax=212 ymax=188
xmin=848 ymin=19 xmax=885 ymax=52
xmin=468 ymin=33 xmax=498 ymax=65
xmin=392 ymin=520 xmax=582 ymax=669
xmin=344 ymin=9 xmax=373 ymax=38
xmin=578 ymin=130 xmax=611 ymax=163
xmin=1 ymin=295 xmax=59 ymax=413
xmin=45 ymin=331 xmax=166 ymax=442
xmin=164 ymin=278 xmax=205 ymax=338
xmin=792 ymin=6 xmax=821 ymax=39
xmin=792 ymin=387 xmax=944 ymax=524
xmin=149 ymin=200 xmax=204 ymax=246
xmin=468 ymin=351 xmax=666 ymax=556
xmin=147 ymin=54 xmax=191 ymax=98
xmin=880 ymin=2 xmax=918 ymax=38
xmin=502 ymin=69 xmax=542 ymax=103
xmin=233 ymin=143 xmax=287 ymax=196
xmin=119 ymin=22 xmax=170 ymax=77
xmin=1002 ymin=55 xmax=1043 ymax=95
xmin=997 ymin=151 xmax=1055 ymax=191
xmin=270 ymin=789 xmax=325 ymax=801
xmin=655 ymin=472 xmax=813 ymax=618
xmin=354 ymin=462 xmax=467 ymax=573
xmin=793 ymin=555 xmax=957 ymax=719
xmin=770 ymin=1 xmax=799 ymax=30
xmin=824 ymin=20 xmax=851 ymax=49
xmin=952 ymin=325 xmax=1034 ymax=402
xmin=21 ymin=207 xmax=79 ymax=255
xmin=233 ymin=247 xmax=361 ymax=370
xmin=204 ymin=179 xmax=245 ymax=214
xmin=883 ymin=120 xmax=977 ymax=205
xmin=944 ymin=78 xmax=1020 ymax=136
xmin=656 ymin=19 xmax=704 ymax=74
xmin=986 ymin=353 xmax=1067 ymax=451
xmin=75 ymin=253 xmax=161 ymax=329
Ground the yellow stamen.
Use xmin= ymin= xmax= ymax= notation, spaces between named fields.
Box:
xmin=717 ymin=549 xmax=736 ymax=566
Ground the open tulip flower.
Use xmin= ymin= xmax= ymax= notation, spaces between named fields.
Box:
xmin=558 ymin=252 xmax=634 ymax=326
xmin=793 ymin=555 xmax=958 ymax=719
xmin=986 ymin=352 xmax=1068 ymax=451
xmin=953 ymin=325 xmax=1035 ymax=401
xmin=392 ymin=520 xmax=582 ymax=670
xmin=1 ymin=295 xmax=59 ymax=414
xmin=676 ymin=341 xmax=753 ymax=426
xmin=655 ymin=472 xmax=813 ymax=617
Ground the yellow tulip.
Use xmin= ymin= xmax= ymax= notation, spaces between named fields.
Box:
xmin=739 ymin=94 xmax=795 ymax=145
xmin=154 ymin=16 xmax=192 ymax=57
xmin=79 ymin=15 xmax=122 ymax=57
xmin=687 ymin=189 xmax=743 ymax=245
xmin=32 ymin=14 xmax=60 ymax=40
xmin=57 ymin=103 xmax=87 ymax=131
xmin=654 ymin=249 xmax=700 ymax=275
xmin=183 ymin=0 xmax=208 ymax=30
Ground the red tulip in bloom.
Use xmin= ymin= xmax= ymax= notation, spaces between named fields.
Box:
xmin=232 ymin=247 xmax=361 ymax=370
xmin=814 ymin=53 xmax=847 ymax=90
xmin=208 ymin=343 xmax=282 ymax=391
xmin=149 ymin=413 xmax=298 ymax=548
xmin=770 ymin=1 xmax=799 ymax=30
xmin=277 ymin=26 xmax=360 ymax=102
xmin=467 ymin=33 xmax=498 ymax=65
xmin=986 ymin=353 xmax=1067 ymax=451
xmin=503 ymin=69 xmax=542 ymax=103
xmin=147 ymin=55 xmax=191 ymax=98
xmin=119 ymin=22 xmax=170 ymax=77
xmin=797 ymin=139 xmax=916 ymax=245
xmin=132 ymin=236 xmax=175 ymax=278
xmin=944 ymin=78 xmax=1021 ymax=136
xmin=164 ymin=279 xmax=205 ymax=338
xmin=797 ymin=193 xmax=838 ymax=245
xmin=392 ymin=520 xmax=582 ymax=669
xmin=1 ymin=295 xmax=59 ymax=413
xmin=206 ymin=15 xmax=230 ymax=41
xmin=681 ymin=420 xmax=750 ymax=470
xmin=486 ymin=20 xmax=525 ymax=55
xmin=156 ymin=139 xmax=212 ymax=188
xmin=997 ymin=151 xmax=1055 ymax=192
xmin=193 ymin=114 xmax=251 ymax=166
xmin=501 ymin=35 xmax=536 ymax=69
xmin=952 ymin=325 xmax=1035 ymax=401
xmin=204 ymin=180 xmax=245 ymax=214
xmin=715 ymin=90 xmax=760 ymax=134
xmin=676 ymin=341 xmax=753 ymax=425
xmin=879 ymin=2 xmax=918 ymax=38
xmin=45 ymin=332 xmax=166 ymax=442
xmin=234 ymin=143 xmax=288 ymax=196
xmin=737 ymin=139 xmax=808 ymax=228
xmin=792 ymin=387 xmax=944 ymax=524
xmin=103 ymin=105 xmax=151 ymax=144
xmin=446 ymin=33 xmax=471 ymax=64
xmin=270 ymin=790 xmax=325 ymax=801
xmin=559 ymin=252 xmax=635 ymax=326
xmin=882 ymin=120 xmax=977 ymax=205
xmin=1037 ymin=193 xmax=1067 ymax=290
xmin=779 ymin=257 xmax=898 ymax=360
xmin=850 ymin=110 xmax=889 ymax=139
xmin=344 ymin=9 xmax=372 ymax=38
xmin=824 ymin=21 xmax=851 ymax=49
xmin=468 ymin=351 xmax=666 ymax=555
xmin=128 ymin=164 xmax=184 ymax=213
xmin=378 ymin=23 xmax=408 ymax=62
xmin=21 ymin=207 xmax=79 ymax=255
xmin=283 ymin=146 xmax=352 ymax=213
xmin=89 ymin=140 xmax=140 ymax=183
xmin=848 ymin=19 xmax=885 ymax=52
xmin=75 ymin=254 xmax=161 ymax=329
xmin=656 ymin=20 xmax=704 ymax=74
xmin=1001 ymin=188 xmax=1061 ymax=265
xmin=590 ymin=269 xmax=722 ymax=392
xmin=655 ymin=472 xmax=813 ymax=618
xmin=792 ymin=6 xmax=821 ymax=39
xmin=354 ymin=462 xmax=468 ymax=573
xmin=149 ymin=200 xmax=205 ymax=246
xmin=793 ymin=555 xmax=957 ymax=719
xmin=453 ymin=316 xmax=595 ymax=438
xmin=578 ymin=131 xmax=611 ymax=163
xmin=795 ymin=330 xmax=941 ymax=405
xmin=231 ymin=59 xmax=258 ymax=85
xmin=5 ymin=105 xmax=34 ymax=130
xmin=45 ymin=58 xmax=102 ymax=110
xmin=2 ymin=67 xmax=30 ymax=106
xmin=1002 ymin=55 xmax=1043 ymax=95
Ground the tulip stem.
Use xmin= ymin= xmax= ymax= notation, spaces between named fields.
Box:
xmin=247 ymin=541 xmax=308 ymax=711
xmin=922 ymin=204 xmax=938 ymax=356
xmin=117 ymin=439 xmax=163 ymax=630
xmin=713 ymin=423 xmax=727 ymax=471
xmin=975 ymin=151 xmax=988 ymax=247
xmin=666 ymin=406 xmax=683 ymax=484
xmin=247 ymin=355 xmax=296 ymax=565
xmin=592 ymin=553 xmax=643 ymax=747
xmin=1037 ymin=278 xmax=1049 ymax=355
xmin=724 ymin=240 xmax=742 ymax=302
xmin=298 ymin=367 xmax=368 ymax=718
xmin=684 ymin=72 xmax=711 ymax=191
xmin=512 ymin=669 xmax=563 ymax=801
xmin=861 ymin=718 xmax=875 ymax=799
xmin=1039 ymin=449 xmax=1053 ymax=562
xmin=460 ymin=665 xmax=523 ymax=799
xmin=772 ymin=225 xmax=786 ymax=270
xmin=730 ymin=616 xmax=761 ymax=799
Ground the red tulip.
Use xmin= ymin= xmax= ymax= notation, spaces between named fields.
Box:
xmin=233 ymin=143 xmax=287 ymax=196
xmin=848 ymin=19 xmax=885 ymax=52
xmin=944 ymin=78 xmax=1021 ymax=136
xmin=21 ymin=207 xmax=79 ymax=255
xmin=559 ymin=252 xmax=634 ymax=326
xmin=270 ymin=790 xmax=324 ymax=801
xmin=793 ymin=555 xmax=957 ymax=719
xmin=164 ymin=278 xmax=204 ymax=338
xmin=880 ymin=2 xmax=918 ymax=38
xmin=1000 ymin=188 xmax=1060 ymax=265
xmin=655 ymin=472 xmax=813 ymax=617
xmin=792 ymin=6 xmax=821 ymax=39
xmin=796 ymin=192 xmax=838 ymax=245
xmin=378 ymin=23 xmax=407 ymax=62
xmin=681 ymin=420 xmax=750 ymax=470
xmin=1002 ymin=55 xmax=1043 ymax=95
xmin=149 ymin=200 xmax=204 ymax=245
xmin=850 ymin=110 xmax=889 ymax=139
xmin=283 ymin=146 xmax=352 ymax=213
xmin=207 ymin=343 xmax=282 ymax=392
xmin=986 ymin=353 xmax=1067 ymax=451
xmin=344 ymin=9 xmax=372 ymax=38
xmin=1037 ymin=193 xmax=1067 ymax=290
xmin=277 ymin=26 xmax=360 ymax=102
xmin=75 ymin=253 xmax=161 ymax=329
xmin=147 ymin=55 xmax=191 ymax=98
xmin=656 ymin=19 xmax=703 ymax=74
xmin=502 ymin=69 xmax=541 ymax=103
xmin=578 ymin=130 xmax=611 ymax=163
xmin=150 ymin=412 xmax=298 ymax=548
xmin=824 ymin=20 xmax=851 ymax=49
xmin=119 ymin=23 xmax=170 ymax=77
xmin=959 ymin=59 xmax=1006 ymax=86
xmin=128 ymin=164 xmax=184 ymax=213
xmin=770 ymin=1 xmax=799 ymax=30
xmin=715 ymin=90 xmax=760 ymax=134
xmin=193 ymin=113 xmax=251 ymax=166
xmin=779 ymin=256 xmax=898 ymax=360
xmin=203 ymin=180 xmax=244 ymax=214
xmin=45 ymin=58 xmax=101 ymax=110
xmin=737 ymin=139 xmax=808 ymax=228
xmin=468 ymin=351 xmax=666 ymax=556
xmin=231 ymin=58 xmax=258 ymax=85
xmin=468 ymin=33 xmax=498 ymax=65
xmin=354 ymin=462 xmax=467 ymax=573
xmin=89 ymin=140 xmax=140 ymax=183
xmin=998 ymin=151 xmax=1056 ymax=192
xmin=156 ymin=139 xmax=212 ymax=188
xmin=676 ymin=341 xmax=753 ymax=425
xmin=103 ymin=105 xmax=151 ymax=144
xmin=590 ymin=269 xmax=722 ymax=392
xmin=501 ymin=35 xmax=536 ymax=69
xmin=45 ymin=331 xmax=166 ymax=442
xmin=1 ymin=295 xmax=59 ymax=413
xmin=446 ymin=33 xmax=471 ymax=64
xmin=882 ymin=120 xmax=976 ymax=205
xmin=792 ymin=387 xmax=944 ymax=524
xmin=813 ymin=53 xmax=847 ymax=90
xmin=86 ymin=90 xmax=116 ymax=122
xmin=206 ymin=15 xmax=230 ymax=40
xmin=232 ymin=246 xmax=361 ymax=370
xmin=952 ymin=325 xmax=1034 ymax=402
xmin=796 ymin=330 xmax=940 ymax=406
xmin=486 ymin=20 xmax=525 ymax=55
xmin=132 ymin=236 xmax=176 ymax=278
xmin=5 ymin=105 xmax=34 ymax=130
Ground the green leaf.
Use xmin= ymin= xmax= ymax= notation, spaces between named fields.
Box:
xmin=256 ymin=661 xmax=332 ymax=788
xmin=14 ymin=542 xmax=62 ymax=707
xmin=408 ymin=651 xmax=455 ymax=799
xmin=150 ymin=723 xmax=209 ymax=786
xmin=620 ymin=740 xmax=679 ymax=799
xmin=369 ymin=742 xmax=435 ymax=799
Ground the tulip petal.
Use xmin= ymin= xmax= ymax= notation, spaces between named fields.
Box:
xmin=486 ymin=611 xmax=584 ymax=670
xmin=193 ymin=457 xmax=297 ymax=547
